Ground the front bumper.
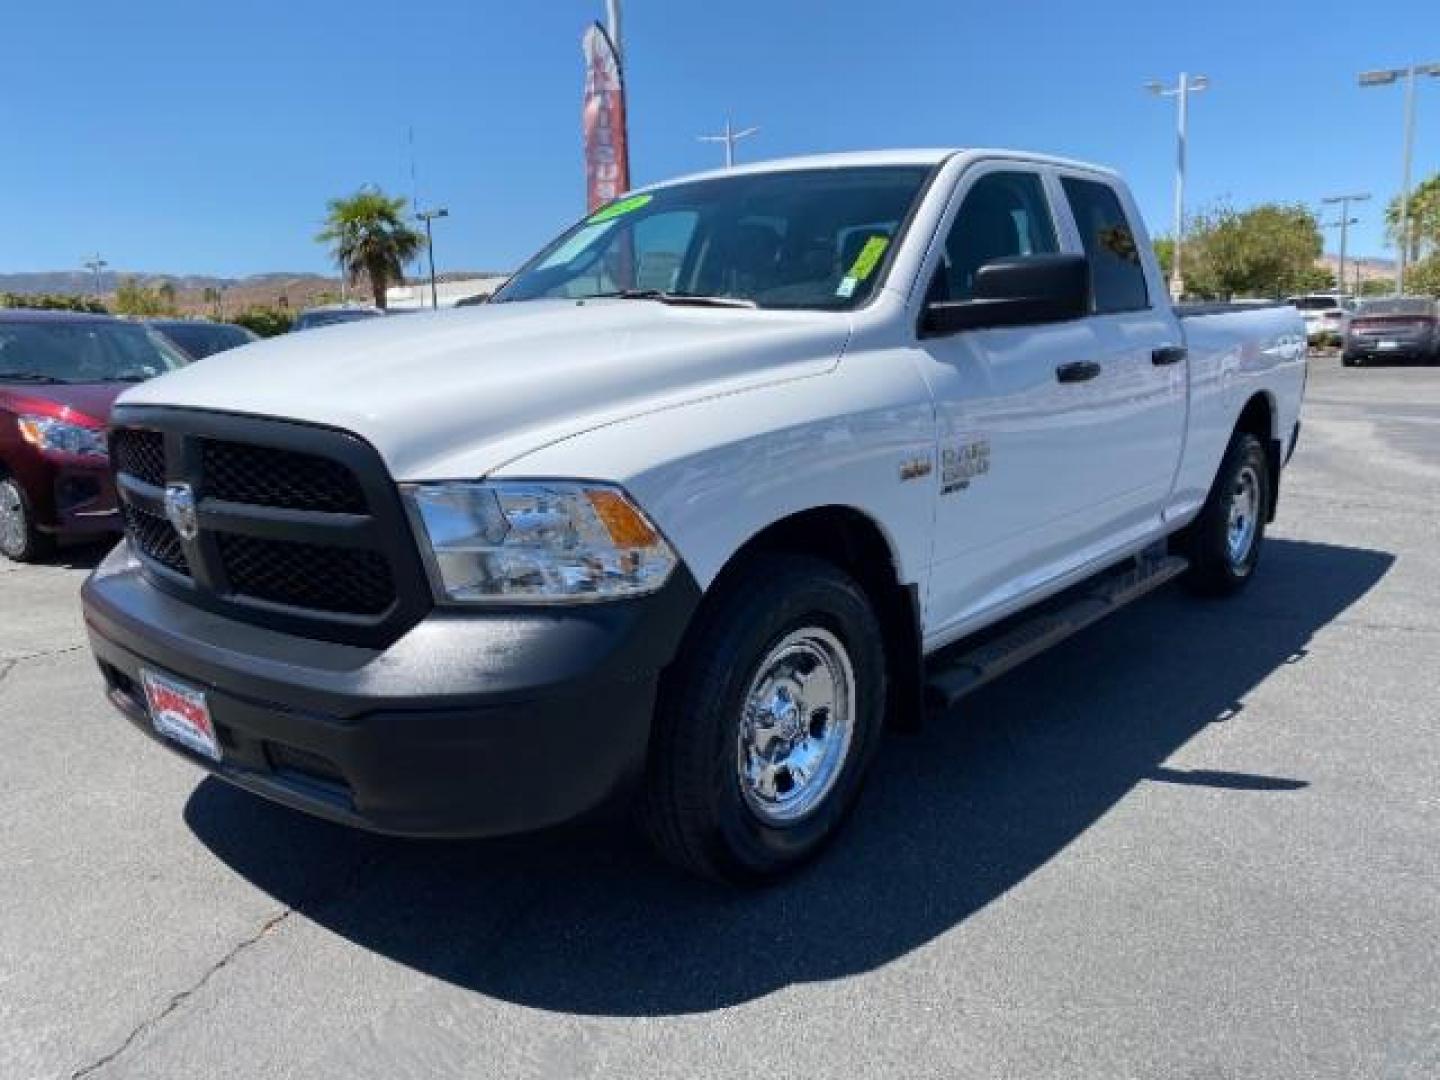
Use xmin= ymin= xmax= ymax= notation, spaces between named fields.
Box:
xmin=82 ymin=544 xmax=699 ymax=837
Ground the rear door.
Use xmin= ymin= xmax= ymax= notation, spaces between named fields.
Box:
xmin=1053 ymin=172 xmax=1186 ymax=530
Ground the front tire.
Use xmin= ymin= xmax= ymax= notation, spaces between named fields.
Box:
xmin=0 ymin=477 xmax=53 ymax=563
xmin=641 ymin=554 xmax=887 ymax=885
xmin=1181 ymin=432 xmax=1269 ymax=596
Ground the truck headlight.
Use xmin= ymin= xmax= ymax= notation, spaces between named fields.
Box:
xmin=403 ymin=481 xmax=678 ymax=603
xmin=17 ymin=415 xmax=108 ymax=458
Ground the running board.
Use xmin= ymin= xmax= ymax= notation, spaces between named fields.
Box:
xmin=924 ymin=553 xmax=1189 ymax=710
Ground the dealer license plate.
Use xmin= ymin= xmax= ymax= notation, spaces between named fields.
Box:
xmin=141 ymin=669 xmax=221 ymax=761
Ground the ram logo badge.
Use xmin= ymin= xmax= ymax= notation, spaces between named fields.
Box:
xmin=164 ymin=483 xmax=199 ymax=542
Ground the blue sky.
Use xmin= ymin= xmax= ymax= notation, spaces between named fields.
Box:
xmin=2 ymin=0 xmax=1436 ymax=277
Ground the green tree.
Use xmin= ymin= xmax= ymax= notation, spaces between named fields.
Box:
xmin=1153 ymin=237 xmax=1175 ymax=282
xmin=1182 ymin=203 xmax=1324 ymax=299
xmin=112 ymin=278 xmax=179 ymax=317
xmin=1408 ymin=255 xmax=1440 ymax=298
xmin=231 ymin=305 xmax=294 ymax=337
xmin=1384 ymin=174 xmax=1440 ymax=263
xmin=316 ymin=187 xmax=424 ymax=310
xmin=1 ymin=292 xmax=107 ymax=313
xmin=1359 ymin=276 xmax=1398 ymax=298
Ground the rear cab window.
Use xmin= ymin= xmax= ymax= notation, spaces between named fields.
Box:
xmin=1060 ymin=176 xmax=1151 ymax=314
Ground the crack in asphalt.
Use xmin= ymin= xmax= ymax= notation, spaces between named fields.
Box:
xmin=68 ymin=848 xmax=390 ymax=1078
xmin=69 ymin=908 xmax=295 ymax=1080
xmin=0 ymin=646 xmax=87 ymax=696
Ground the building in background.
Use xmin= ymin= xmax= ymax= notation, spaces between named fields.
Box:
xmin=385 ymin=275 xmax=509 ymax=311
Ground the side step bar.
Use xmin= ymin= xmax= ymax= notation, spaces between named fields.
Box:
xmin=924 ymin=552 xmax=1189 ymax=711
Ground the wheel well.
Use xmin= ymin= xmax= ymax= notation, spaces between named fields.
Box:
xmin=1235 ymin=392 xmax=1282 ymax=522
xmin=704 ymin=507 xmax=925 ymax=732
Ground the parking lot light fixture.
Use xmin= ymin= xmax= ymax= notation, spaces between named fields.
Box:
xmin=1146 ymin=73 xmax=1210 ymax=300
xmin=1357 ymin=63 xmax=1440 ymax=294
xmin=83 ymin=254 xmax=108 ymax=301
xmin=1321 ymin=193 xmax=1371 ymax=299
xmin=415 ymin=208 xmax=450 ymax=310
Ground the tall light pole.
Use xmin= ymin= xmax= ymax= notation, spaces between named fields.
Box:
xmin=415 ymin=208 xmax=449 ymax=310
xmin=698 ymin=118 xmax=759 ymax=168
xmin=1321 ymin=192 xmax=1370 ymax=298
xmin=83 ymin=254 xmax=108 ymax=301
xmin=1358 ymin=62 xmax=1440 ymax=294
xmin=1146 ymin=73 xmax=1209 ymax=300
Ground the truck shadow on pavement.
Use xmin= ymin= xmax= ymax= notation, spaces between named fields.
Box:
xmin=184 ymin=536 xmax=1392 ymax=1016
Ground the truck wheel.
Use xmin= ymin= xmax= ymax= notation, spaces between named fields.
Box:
xmin=1181 ymin=432 xmax=1269 ymax=596
xmin=641 ymin=554 xmax=887 ymax=884
xmin=0 ymin=477 xmax=53 ymax=563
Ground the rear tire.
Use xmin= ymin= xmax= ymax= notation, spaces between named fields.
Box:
xmin=1181 ymin=432 xmax=1269 ymax=596
xmin=641 ymin=554 xmax=886 ymax=885
xmin=0 ymin=477 xmax=53 ymax=563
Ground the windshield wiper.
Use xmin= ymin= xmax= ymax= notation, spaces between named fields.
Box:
xmin=0 ymin=371 xmax=67 ymax=384
xmin=606 ymin=290 xmax=758 ymax=309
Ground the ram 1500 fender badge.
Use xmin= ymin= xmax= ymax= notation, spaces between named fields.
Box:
xmin=898 ymin=454 xmax=933 ymax=482
xmin=941 ymin=438 xmax=991 ymax=494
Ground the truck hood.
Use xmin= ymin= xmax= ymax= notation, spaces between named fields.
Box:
xmin=118 ymin=299 xmax=850 ymax=479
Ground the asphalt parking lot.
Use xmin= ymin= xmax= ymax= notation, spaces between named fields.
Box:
xmin=3 ymin=354 xmax=1438 ymax=1079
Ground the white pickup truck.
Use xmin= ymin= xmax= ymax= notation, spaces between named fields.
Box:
xmin=83 ymin=150 xmax=1306 ymax=883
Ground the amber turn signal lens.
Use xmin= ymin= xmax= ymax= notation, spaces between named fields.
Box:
xmin=586 ymin=488 xmax=661 ymax=548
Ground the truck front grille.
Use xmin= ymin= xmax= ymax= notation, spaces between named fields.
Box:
xmin=216 ymin=533 xmax=395 ymax=615
xmin=120 ymin=502 xmax=189 ymax=576
xmin=200 ymin=438 xmax=368 ymax=514
xmin=109 ymin=408 xmax=431 ymax=647
xmin=112 ymin=429 xmax=166 ymax=488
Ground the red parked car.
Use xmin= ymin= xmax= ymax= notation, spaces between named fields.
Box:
xmin=0 ymin=309 xmax=188 ymax=561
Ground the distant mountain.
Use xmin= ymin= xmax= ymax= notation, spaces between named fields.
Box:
xmin=0 ymin=270 xmax=336 ymax=296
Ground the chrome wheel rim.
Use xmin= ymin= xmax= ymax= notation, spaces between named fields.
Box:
xmin=1227 ymin=464 xmax=1260 ymax=567
xmin=737 ymin=626 xmax=855 ymax=826
xmin=0 ymin=481 xmax=25 ymax=556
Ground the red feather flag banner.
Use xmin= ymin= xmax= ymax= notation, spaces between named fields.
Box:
xmin=581 ymin=22 xmax=631 ymax=213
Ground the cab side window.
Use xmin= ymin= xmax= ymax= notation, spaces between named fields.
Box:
xmin=1061 ymin=176 xmax=1150 ymax=314
xmin=931 ymin=171 xmax=1058 ymax=303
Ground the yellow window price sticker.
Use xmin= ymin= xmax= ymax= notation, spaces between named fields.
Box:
xmin=847 ymin=235 xmax=890 ymax=281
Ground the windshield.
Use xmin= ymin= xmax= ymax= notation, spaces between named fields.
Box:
xmin=494 ymin=165 xmax=935 ymax=311
xmin=155 ymin=322 xmax=257 ymax=358
xmin=1356 ymin=298 xmax=1436 ymax=317
xmin=0 ymin=322 xmax=189 ymax=384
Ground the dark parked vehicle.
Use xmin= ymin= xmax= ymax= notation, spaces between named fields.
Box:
xmin=1343 ymin=297 xmax=1440 ymax=367
xmin=0 ymin=310 xmax=187 ymax=561
xmin=148 ymin=319 xmax=259 ymax=360
xmin=291 ymin=305 xmax=385 ymax=332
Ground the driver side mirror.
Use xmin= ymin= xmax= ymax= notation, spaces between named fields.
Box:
xmin=922 ymin=254 xmax=1091 ymax=336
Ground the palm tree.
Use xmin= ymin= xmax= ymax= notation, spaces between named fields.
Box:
xmin=316 ymin=187 xmax=425 ymax=310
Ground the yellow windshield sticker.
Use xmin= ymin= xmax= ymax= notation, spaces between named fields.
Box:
xmin=588 ymin=193 xmax=652 ymax=223
xmin=848 ymin=235 xmax=890 ymax=280
xmin=836 ymin=235 xmax=891 ymax=298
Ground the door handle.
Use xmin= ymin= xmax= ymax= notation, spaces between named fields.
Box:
xmin=1055 ymin=361 xmax=1102 ymax=384
xmin=1152 ymin=345 xmax=1187 ymax=366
